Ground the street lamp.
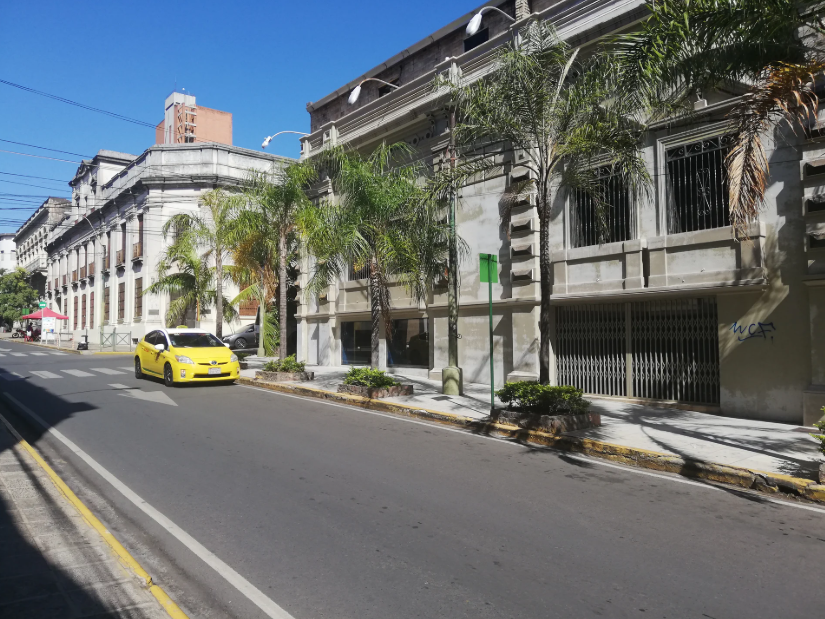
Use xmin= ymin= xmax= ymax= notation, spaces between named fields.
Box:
xmin=347 ymin=78 xmax=400 ymax=105
xmin=466 ymin=6 xmax=516 ymax=36
xmin=261 ymin=130 xmax=309 ymax=149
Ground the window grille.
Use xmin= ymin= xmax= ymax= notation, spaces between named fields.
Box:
xmin=631 ymin=298 xmax=720 ymax=405
xmin=134 ymin=278 xmax=143 ymax=319
xmin=666 ymin=135 xmax=734 ymax=234
xmin=556 ymin=303 xmax=626 ymax=396
xmin=90 ymin=292 xmax=94 ymax=329
xmin=571 ymin=168 xmax=633 ymax=247
xmin=81 ymin=295 xmax=86 ymax=329
xmin=73 ymin=297 xmax=78 ymax=330
xmin=349 ymin=262 xmax=369 ymax=281
xmin=104 ymin=287 xmax=110 ymax=323
xmin=118 ymin=283 xmax=125 ymax=321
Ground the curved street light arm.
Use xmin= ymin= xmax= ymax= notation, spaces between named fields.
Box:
xmin=262 ymin=130 xmax=310 ymax=149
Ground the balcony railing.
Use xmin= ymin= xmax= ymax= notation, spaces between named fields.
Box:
xmin=132 ymin=242 xmax=143 ymax=261
xmin=80 ymin=266 xmax=87 ymax=280
xmin=116 ymin=249 xmax=125 ymax=266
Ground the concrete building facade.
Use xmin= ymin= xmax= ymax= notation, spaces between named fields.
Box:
xmin=45 ymin=144 xmax=291 ymax=346
xmin=14 ymin=197 xmax=70 ymax=297
xmin=0 ymin=233 xmax=18 ymax=271
xmin=296 ymin=0 xmax=825 ymax=426
xmin=155 ymin=92 xmax=233 ymax=146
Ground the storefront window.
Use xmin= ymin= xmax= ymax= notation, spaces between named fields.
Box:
xmin=341 ymin=321 xmax=371 ymax=365
xmin=387 ymin=318 xmax=429 ymax=368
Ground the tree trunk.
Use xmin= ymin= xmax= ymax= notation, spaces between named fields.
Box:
xmin=278 ymin=231 xmax=288 ymax=362
xmin=215 ymin=251 xmax=223 ymax=338
xmin=538 ymin=181 xmax=552 ymax=384
xmin=257 ymin=267 xmax=266 ymax=358
xmin=369 ymin=258 xmax=380 ymax=368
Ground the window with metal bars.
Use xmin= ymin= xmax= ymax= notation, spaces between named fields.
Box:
xmin=90 ymin=292 xmax=94 ymax=329
xmin=349 ymin=262 xmax=369 ymax=281
xmin=104 ymin=287 xmax=110 ymax=324
xmin=118 ymin=283 xmax=125 ymax=321
xmin=81 ymin=295 xmax=86 ymax=329
xmin=666 ymin=135 xmax=734 ymax=234
xmin=73 ymin=297 xmax=78 ymax=330
xmin=570 ymin=168 xmax=633 ymax=247
xmin=134 ymin=278 xmax=143 ymax=320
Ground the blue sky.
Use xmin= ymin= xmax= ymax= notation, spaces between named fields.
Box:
xmin=0 ymin=0 xmax=482 ymax=233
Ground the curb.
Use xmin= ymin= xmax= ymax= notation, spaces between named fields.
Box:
xmin=0 ymin=410 xmax=188 ymax=618
xmin=238 ymin=377 xmax=825 ymax=505
xmin=5 ymin=339 xmax=132 ymax=355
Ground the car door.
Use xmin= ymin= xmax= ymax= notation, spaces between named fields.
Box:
xmin=153 ymin=332 xmax=172 ymax=373
xmin=139 ymin=332 xmax=158 ymax=373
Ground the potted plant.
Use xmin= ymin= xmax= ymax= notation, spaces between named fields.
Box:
xmin=255 ymin=355 xmax=314 ymax=382
xmin=337 ymin=367 xmax=413 ymax=399
xmin=493 ymin=382 xmax=600 ymax=434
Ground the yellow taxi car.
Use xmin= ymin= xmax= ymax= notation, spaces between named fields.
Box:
xmin=134 ymin=328 xmax=240 ymax=387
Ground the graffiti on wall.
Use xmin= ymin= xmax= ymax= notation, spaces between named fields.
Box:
xmin=730 ymin=321 xmax=776 ymax=342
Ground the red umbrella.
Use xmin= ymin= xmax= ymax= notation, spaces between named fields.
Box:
xmin=19 ymin=308 xmax=70 ymax=320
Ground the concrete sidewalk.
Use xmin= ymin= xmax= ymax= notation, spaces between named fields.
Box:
xmin=0 ymin=422 xmax=170 ymax=618
xmin=241 ymin=362 xmax=824 ymax=480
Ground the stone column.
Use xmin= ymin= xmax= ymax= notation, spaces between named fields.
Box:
xmin=515 ymin=0 xmax=530 ymax=20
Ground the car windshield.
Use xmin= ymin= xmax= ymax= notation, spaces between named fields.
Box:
xmin=168 ymin=332 xmax=225 ymax=348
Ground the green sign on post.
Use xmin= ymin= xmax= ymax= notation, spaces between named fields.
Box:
xmin=38 ymin=302 xmax=47 ymax=308
xmin=479 ymin=253 xmax=498 ymax=412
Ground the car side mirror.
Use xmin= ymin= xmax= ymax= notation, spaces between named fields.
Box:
xmin=154 ymin=343 xmax=165 ymax=352
xmin=225 ymin=343 xmax=231 ymax=347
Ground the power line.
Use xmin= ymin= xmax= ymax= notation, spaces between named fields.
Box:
xmin=0 ymin=149 xmax=81 ymax=164
xmin=0 ymin=138 xmax=91 ymax=159
xmin=0 ymin=179 xmax=71 ymax=192
xmin=0 ymin=79 xmax=157 ymax=128
xmin=0 ymin=171 xmax=69 ymax=183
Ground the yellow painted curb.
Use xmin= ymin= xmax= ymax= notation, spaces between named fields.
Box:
xmin=0 ymin=412 xmax=189 ymax=619
xmin=240 ymin=376 xmax=825 ymax=505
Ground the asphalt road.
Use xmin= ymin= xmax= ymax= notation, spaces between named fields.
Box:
xmin=0 ymin=342 xmax=824 ymax=619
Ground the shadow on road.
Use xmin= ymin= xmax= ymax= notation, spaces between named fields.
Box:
xmin=0 ymin=361 xmax=136 ymax=617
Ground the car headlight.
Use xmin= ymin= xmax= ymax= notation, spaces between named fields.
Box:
xmin=230 ymin=354 xmax=238 ymax=363
xmin=175 ymin=355 xmax=195 ymax=364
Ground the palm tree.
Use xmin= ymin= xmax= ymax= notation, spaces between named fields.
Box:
xmin=298 ymin=144 xmax=453 ymax=368
xmin=613 ymin=0 xmax=825 ymax=233
xmin=163 ymin=188 xmax=239 ymax=338
xmin=144 ymin=240 xmax=237 ymax=327
xmin=436 ymin=20 xmax=648 ymax=383
xmin=233 ymin=163 xmax=316 ymax=360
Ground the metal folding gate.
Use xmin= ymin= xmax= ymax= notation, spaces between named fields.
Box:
xmin=556 ymin=298 xmax=720 ymax=405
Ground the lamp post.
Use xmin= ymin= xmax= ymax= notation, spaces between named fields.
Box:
xmin=261 ymin=130 xmax=309 ymax=150
xmin=347 ymin=78 xmax=400 ymax=105
xmin=465 ymin=6 xmax=516 ymax=36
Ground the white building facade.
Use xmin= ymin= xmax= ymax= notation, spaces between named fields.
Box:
xmin=296 ymin=0 xmax=825 ymax=426
xmin=0 ymin=233 xmax=18 ymax=271
xmin=14 ymin=197 xmax=70 ymax=297
xmin=45 ymin=144 xmax=292 ymax=346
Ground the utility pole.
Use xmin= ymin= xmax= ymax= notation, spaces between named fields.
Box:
xmin=442 ymin=106 xmax=463 ymax=395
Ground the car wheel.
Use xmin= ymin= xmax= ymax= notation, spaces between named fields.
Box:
xmin=134 ymin=357 xmax=143 ymax=379
xmin=11 ymin=332 xmax=18 ymax=338
xmin=163 ymin=363 xmax=175 ymax=388
xmin=234 ymin=337 xmax=247 ymax=350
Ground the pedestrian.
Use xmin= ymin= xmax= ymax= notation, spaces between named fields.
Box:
xmin=25 ymin=325 xmax=32 ymax=342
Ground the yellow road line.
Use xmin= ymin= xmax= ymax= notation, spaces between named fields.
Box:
xmin=0 ymin=411 xmax=189 ymax=619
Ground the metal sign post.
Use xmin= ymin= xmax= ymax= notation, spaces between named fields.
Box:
xmin=479 ymin=253 xmax=498 ymax=413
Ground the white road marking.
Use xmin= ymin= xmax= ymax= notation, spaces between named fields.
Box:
xmin=1 ymin=392 xmax=296 ymax=619
xmin=10 ymin=352 xmax=26 ymax=357
xmin=61 ymin=369 xmax=94 ymax=377
xmin=118 ymin=390 xmax=177 ymax=407
xmin=108 ymin=383 xmax=130 ymax=389
xmin=50 ymin=352 xmax=66 ymax=356
xmin=30 ymin=352 xmax=47 ymax=356
xmin=0 ymin=353 xmax=5 ymax=357
xmin=0 ymin=348 xmax=10 ymax=351
xmin=240 ymin=385 xmax=825 ymax=516
xmin=0 ymin=372 xmax=25 ymax=381
xmin=90 ymin=368 xmax=126 ymax=375
xmin=118 ymin=367 xmax=134 ymax=372
xmin=30 ymin=371 xmax=62 ymax=379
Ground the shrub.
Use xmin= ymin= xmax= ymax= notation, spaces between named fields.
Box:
xmin=495 ymin=382 xmax=590 ymax=415
xmin=811 ymin=408 xmax=825 ymax=457
xmin=343 ymin=367 xmax=399 ymax=388
xmin=262 ymin=355 xmax=306 ymax=373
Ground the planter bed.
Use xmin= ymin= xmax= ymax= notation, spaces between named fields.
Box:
xmin=255 ymin=370 xmax=315 ymax=382
xmin=493 ymin=409 xmax=601 ymax=435
xmin=338 ymin=384 xmax=414 ymax=399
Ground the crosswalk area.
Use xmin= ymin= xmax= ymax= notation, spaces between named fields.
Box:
xmin=0 ymin=366 xmax=133 ymax=381
xmin=0 ymin=350 xmax=67 ymax=357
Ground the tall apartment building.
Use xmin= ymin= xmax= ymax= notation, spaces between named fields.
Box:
xmin=14 ymin=197 xmax=71 ymax=296
xmin=0 ymin=233 xmax=17 ymax=271
xmin=155 ymin=92 xmax=232 ymax=146
xmin=45 ymin=144 xmax=291 ymax=345
xmin=296 ymin=0 xmax=825 ymax=426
